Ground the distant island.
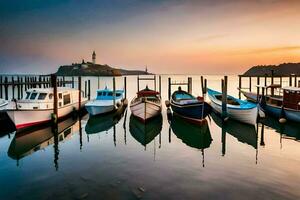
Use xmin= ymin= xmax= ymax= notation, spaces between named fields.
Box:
xmin=242 ymin=63 xmax=300 ymax=77
xmin=56 ymin=51 xmax=152 ymax=76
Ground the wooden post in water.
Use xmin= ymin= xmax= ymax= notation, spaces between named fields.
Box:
xmin=204 ymin=79 xmax=207 ymax=95
xmin=289 ymin=74 xmax=292 ymax=86
xmin=271 ymin=70 xmax=274 ymax=85
xmin=72 ymin=77 xmax=74 ymax=88
xmin=221 ymin=76 xmax=228 ymax=119
xmin=298 ymin=80 xmax=300 ymax=88
xmin=51 ymin=74 xmax=58 ymax=119
xmin=97 ymin=76 xmax=100 ymax=89
xmin=17 ymin=76 xmax=20 ymax=100
xmin=124 ymin=76 xmax=127 ymax=99
xmin=84 ymin=80 xmax=87 ymax=98
xmin=256 ymin=77 xmax=260 ymax=102
xmin=88 ymin=79 xmax=91 ymax=100
xmin=238 ymin=76 xmax=242 ymax=99
xmin=279 ymin=76 xmax=282 ymax=86
xmin=20 ymin=77 xmax=23 ymax=99
xmin=249 ymin=77 xmax=252 ymax=92
xmin=154 ymin=75 xmax=157 ymax=91
xmin=168 ymin=77 xmax=171 ymax=100
xmin=0 ymin=76 xmax=2 ymax=99
xmin=294 ymin=75 xmax=297 ymax=87
xmin=62 ymin=76 xmax=65 ymax=87
xmin=201 ymin=76 xmax=204 ymax=96
xmin=188 ymin=77 xmax=192 ymax=94
xmin=4 ymin=77 xmax=8 ymax=100
xmin=137 ymin=76 xmax=140 ymax=92
xmin=113 ymin=77 xmax=116 ymax=107
xmin=78 ymin=76 xmax=82 ymax=111
xmin=159 ymin=75 xmax=161 ymax=96
xmin=12 ymin=77 xmax=15 ymax=100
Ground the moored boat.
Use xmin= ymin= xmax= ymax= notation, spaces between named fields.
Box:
xmin=6 ymin=87 xmax=88 ymax=130
xmin=168 ymin=87 xmax=211 ymax=124
xmin=130 ymin=86 xmax=161 ymax=122
xmin=208 ymin=88 xmax=257 ymax=125
xmin=260 ymin=86 xmax=300 ymax=123
xmin=85 ymin=87 xmax=125 ymax=116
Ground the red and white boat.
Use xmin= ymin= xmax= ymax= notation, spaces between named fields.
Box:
xmin=130 ymin=86 xmax=161 ymax=122
xmin=6 ymin=87 xmax=88 ymax=130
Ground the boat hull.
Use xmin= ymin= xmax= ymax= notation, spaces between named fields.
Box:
xmin=6 ymin=101 xmax=86 ymax=130
xmin=210 ymin=99 xmax=257 ymax=125
xmin=130 ymin=100 xmax=161 ymax=122
xmin=261 ymin=103 xmax=300 ymax=123
xmin=170 ymin=101 xmax=211 ymax=123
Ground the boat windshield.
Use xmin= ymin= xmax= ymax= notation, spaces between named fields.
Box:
xmin=25 ymin=92 xmax=31 ymax=99
xmin=38 ymin=93 xmax=47 ymax=100
xmin=30 ymin=92 xmax=38 ymax=100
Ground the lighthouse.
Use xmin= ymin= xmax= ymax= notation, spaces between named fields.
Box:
xmin=92 ymin=51 xmax=96 ymax=64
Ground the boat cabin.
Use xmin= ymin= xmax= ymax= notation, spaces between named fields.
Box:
xmin=282 ymin=87 xmax=300 ymax=110
xmin=17 ymin=87 xmax=83 ymax=110
xmin=96 ymin=88 xmax=124 ymax=100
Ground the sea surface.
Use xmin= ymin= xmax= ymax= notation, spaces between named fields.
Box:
xmin=0 ymin=75 xmax=299 ymax=200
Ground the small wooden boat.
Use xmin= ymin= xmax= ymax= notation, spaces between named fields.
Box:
xmin=211 ymin=112 xmax=257 ymax=149
xmin=85 ymin=87 xmax=125 ymax=116
xmin=208 ymin=88 xmax=257 ymax=125
xmin=168 ymin=87 xmax=211 ymax=124
xmin=170 ymin=114 xmax=212 ymax=150
xmin=6 ymin=87 xmax=88 ymax=130
xmin=130 ymin=86 xmax=161 ymax=122
xmin=85 ymin=100 xmax=127 ymax=134
xmin=260 ymin=87 xmax=300 ymax=123
xmin=129 ymin=114 xmax=162 ymax=147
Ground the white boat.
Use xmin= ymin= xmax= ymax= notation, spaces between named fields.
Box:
xmin=208 ymin=88 xmax=258 ymax=125
xmin=6 ymin=87 xmax=88 ymax=130
xmin=85 ymin=87 xmax=125 ymax=116
xmin=0 ymin=98 xmax=8 ymax=111
xmin=130 ymin=86 xmax=161 ymax=122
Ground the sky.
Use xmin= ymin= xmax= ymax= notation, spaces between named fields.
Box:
xmin=0 ymin=0 xmax=300 ymax=74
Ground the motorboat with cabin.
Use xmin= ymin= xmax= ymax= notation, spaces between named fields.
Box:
xmin=208 ymin=88 xmax=258 ymax=125
xmin=130 ymin=86 xmax=162 ymax=122
xmin=6 ymin=87 xmax=88 ymax=130
xmin=167 ymin=87 xmax=211 ymax=124
xmin=85 ymin=87 xmax=125 ymax=116
xmin=260 ymin=86 xmax=300 ymax=123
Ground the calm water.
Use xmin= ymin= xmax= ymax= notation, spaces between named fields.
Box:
xmin=0 ymin=75 xmax=299 ymax=200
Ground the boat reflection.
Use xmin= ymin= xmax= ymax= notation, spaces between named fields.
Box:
xmin=211 ymin=112 xmax=258 ymax=150
xmin=85 ymin=105 xmax=127 ymax=134
xmin=129 ymin=114 xmax=162 ymax=148
xmin=260 ymin=116 xmax=300 ymax=142
xmin=7 ymin=116 xmax=80 ymax=164
xmin=170 ymin=114 xmax=212 ymax=150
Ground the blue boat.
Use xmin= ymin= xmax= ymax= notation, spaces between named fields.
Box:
xmin=169 ymin=87 xmax=211 ymax=124
xmin=260 ymin=87 xmax=300 ymax=123
xmin=208 ymin=88 xmax=258 ymax=125
xmin=85 ymin=86 xmax=125 ymax=116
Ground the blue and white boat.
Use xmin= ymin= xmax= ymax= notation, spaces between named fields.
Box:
xmin=85 ymin=87 xmax=125 ymax=116
xmin=207 ymin=88 xmax=257 ymax=125
xmin=260 ymin=87 xmax=300 ymax=123
xmin=169 ymin=87 xmax=211 ymax=124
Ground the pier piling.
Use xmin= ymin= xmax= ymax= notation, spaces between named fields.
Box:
xmin=124 ymin=77 xmax=127 ymax=99
xmin=221 ymin=76 xmax=228 ymax=119
xmin=51 ymin=74 xmax=58 ymax=118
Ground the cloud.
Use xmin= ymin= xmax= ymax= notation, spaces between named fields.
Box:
xmin=231 ymin=46 xmax=300 ymax=55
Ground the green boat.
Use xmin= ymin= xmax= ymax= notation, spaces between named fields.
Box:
xmin=129 ymin=114 xmax=162 ymax=147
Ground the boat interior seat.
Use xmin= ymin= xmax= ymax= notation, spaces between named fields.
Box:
xmin=215 ymin=94 xmax=240 ymax=105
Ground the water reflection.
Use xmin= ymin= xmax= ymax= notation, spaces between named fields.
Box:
xmin=85 ymin=106 xmax=127 ymax=135
xmin=129 ymin=114 xmax=162 ymax=148
xmin=211 ymin=112 xmax=258 ymax=151
xmin=260 ymin=116 xmax=300 ymax=142
xmin=7 ymin=117 xmax=80 ymax=168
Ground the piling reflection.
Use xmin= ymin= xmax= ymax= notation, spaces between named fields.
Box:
xmin=260 ymin=116 xmax=300 ymax=142
xmin=129 ymin=115 xmax=162 ymax=148
xmin=7 ymin=116 xmax=80 ymax=167
xmin=211 ymin=112 xmax=258 ymax=150
xmin=85 ymin=106 xmax=127 ymax=135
